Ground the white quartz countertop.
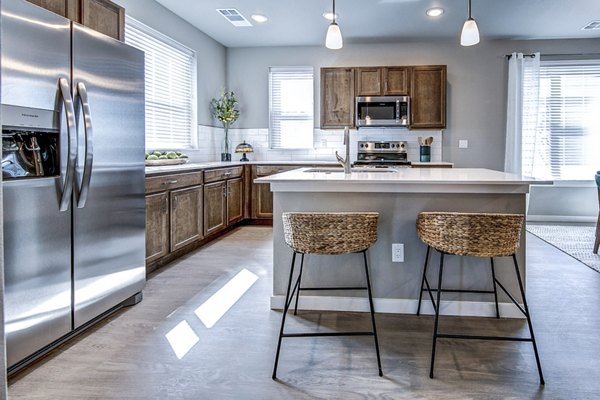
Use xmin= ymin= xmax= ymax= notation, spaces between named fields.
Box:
xmin=256 ymin=168 xmax=552 ymax=194
xmin=144 ymin=160 xmax=338 ymax=176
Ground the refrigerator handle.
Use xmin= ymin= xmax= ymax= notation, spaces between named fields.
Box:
xmin=59 ymin=78 xmax=77 ymax=212
xmin=75 ymin=82 xmax=94 ymax=209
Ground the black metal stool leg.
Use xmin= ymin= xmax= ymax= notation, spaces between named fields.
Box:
xmin=272 ymin=252 xmax=298 ymax=380
xmin=429 ymin=252 xmax=445 ymax=379
xmin=512 ymin=254 xmax=545 ymax=385
xmin=417 ymin=246 xmax=431 ymax=316
xmin=363 ymin=250 xmax=383 ymax=377
xmin=293 ymin=254 xmax=305 ymax=315
xmin=490 ymin=257 xmax=500 ymax=319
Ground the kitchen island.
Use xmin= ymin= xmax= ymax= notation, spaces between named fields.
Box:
xmin=257 ymin=168 xmax=550 ymax=318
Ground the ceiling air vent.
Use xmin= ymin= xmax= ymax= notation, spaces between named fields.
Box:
xmin=217 ymin=9 xmax=252 ymax=27
xmin=581 ymin=20 xmax=600 ymax=30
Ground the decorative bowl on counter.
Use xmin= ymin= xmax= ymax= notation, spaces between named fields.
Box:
xmin=145 ymin=158 xmax=188 ymax=166
xmin=145 ymin=150 xmax=189 ymax=166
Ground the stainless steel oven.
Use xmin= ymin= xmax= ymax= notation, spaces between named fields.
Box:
xmin=353 ymin=141 xmax=411 ymax=167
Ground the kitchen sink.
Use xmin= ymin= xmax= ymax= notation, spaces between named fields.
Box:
xmin=304 ymin=167 xmax=398 ymax=173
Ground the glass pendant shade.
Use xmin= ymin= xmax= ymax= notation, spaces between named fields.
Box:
xmin=326 ymin=22 xmax=343 ymax=49
xmin=460 ymin=18 xmax=480 ymax=46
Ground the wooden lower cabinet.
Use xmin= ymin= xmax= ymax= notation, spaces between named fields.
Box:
xmin=145 ymin=192 xmax=169 ymax=264
xmin=251 ymin=165 xmax=311 ymax=220
xmin=227 ymin=177 xmax=244 ymax=224
xmin=204 ymin=181 xmax=226 ymax=236
xmin=170 ymin=185 xmax=203 ymax=252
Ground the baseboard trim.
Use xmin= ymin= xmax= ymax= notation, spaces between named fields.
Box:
xmin=527 ymin=214 xmax=596 ymax=223
xmin=270 ymin=295 xmax=525 ymax=319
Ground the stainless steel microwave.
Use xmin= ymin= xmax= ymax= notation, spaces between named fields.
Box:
xmin=355 ymin=96 xmax=410 ymax=127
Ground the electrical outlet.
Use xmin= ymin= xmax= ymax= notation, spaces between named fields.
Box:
xmin=392 ymin=243 xmax=404 ymax=262
xmin=459 ymin=139 xmax=469 ymax=149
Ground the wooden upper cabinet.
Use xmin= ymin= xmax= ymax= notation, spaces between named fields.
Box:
xmin=26 ymin=0 xmax=125 ymax=41
xmin=356 ymin=67 xmax=410 ymax=96
xmin=80 ymin=0 xmax=125 ymax=41
xmin=320 ymin=67 xmax=355 ymax=129
xmin=383 ymin=67 xmax=409 ymax=96
xmin=410 ymin=65 xmax=447 ymax=129
xmin=26 ymin=0 xmax=77 ymax=18
xmin=356 ymin=68 xmax=381 ymax=96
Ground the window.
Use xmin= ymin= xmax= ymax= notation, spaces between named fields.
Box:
xmin=269 ymin=67 xmax=314 ymax=149
xmin=524 ymin=60 xmax=600 ymax=180
xmin=125 ymin=17 xmax=196 ymax=149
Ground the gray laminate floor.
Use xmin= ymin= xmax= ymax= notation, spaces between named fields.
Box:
xmin=8 ymin=226 xmax=600 ymax=399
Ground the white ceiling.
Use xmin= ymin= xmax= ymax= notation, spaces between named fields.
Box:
xmin=154 ymin=0 xmax=600 ymax=48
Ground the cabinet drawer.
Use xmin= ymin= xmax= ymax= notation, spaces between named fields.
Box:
xmin=145 ymin=172 xmax=203 ymax=194
xmin=255 ymin=165 xmax=298 ymax=177
xmin=204 ymin=166 xmax=243 ymax=183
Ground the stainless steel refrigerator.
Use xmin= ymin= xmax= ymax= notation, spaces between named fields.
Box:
xmin=1 ymin=0 xmax=146 ymax=371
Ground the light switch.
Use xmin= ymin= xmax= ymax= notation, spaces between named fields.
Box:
xmin=459 ymin=139 xmax=469 ymax=149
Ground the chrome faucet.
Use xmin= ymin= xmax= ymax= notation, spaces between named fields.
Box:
xmin=335 ymin=126 xmax=351 ymax=174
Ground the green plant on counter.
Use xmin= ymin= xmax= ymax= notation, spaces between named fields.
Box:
xmin=210 ymin=90 xmax=240 ymax=127
xmin=210 ymin=90 xmax=240 ymax=161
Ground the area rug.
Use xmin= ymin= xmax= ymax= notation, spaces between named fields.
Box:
xmin=526 ymin=224 xmax=600 ymax=273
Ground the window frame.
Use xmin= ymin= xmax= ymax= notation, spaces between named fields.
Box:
xmin=535 ymin=59 xmax=600 ymax=180
xmin=124 ymin=16 xmax=197 ymax=150
xmin=268 ymin=66 xmax=315 ymax=150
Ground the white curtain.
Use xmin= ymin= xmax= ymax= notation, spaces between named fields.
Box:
xmin=504 ymin=52 xmax=541 ymax=175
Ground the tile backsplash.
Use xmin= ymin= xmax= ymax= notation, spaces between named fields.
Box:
xmin=185 ymin=125 xmax=442 ymax=163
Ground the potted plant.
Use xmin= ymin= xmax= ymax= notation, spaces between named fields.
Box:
xmin=210 ymin=91 xmax=240 ymax=161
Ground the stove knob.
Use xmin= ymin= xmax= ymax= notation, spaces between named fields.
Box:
xmin=400 ymin=143 xmax=405 ymax=149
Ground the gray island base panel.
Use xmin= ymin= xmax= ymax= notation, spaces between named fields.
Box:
xmin=258 ymin=168 xmax=552 ymax=319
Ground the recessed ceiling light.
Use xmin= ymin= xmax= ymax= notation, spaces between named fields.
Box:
xmin=323 ymin=12 xmax=339 ymax=21
xmin=251 ymin=14 xmax=268 ymax=23
xmin=426 ymin=8 xmax=444 ymax=17
xmin=581 ymin=20 xmax=600 ymax=30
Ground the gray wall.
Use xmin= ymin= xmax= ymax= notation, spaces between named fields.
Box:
xmin=114 ymin=0 xmax=226 ymax=126
xmin=227 ymin=38 xmax=600 ymax=171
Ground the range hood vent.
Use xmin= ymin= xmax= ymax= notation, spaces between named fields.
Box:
xmin=217 ymin=9 xmax=252 ymax=27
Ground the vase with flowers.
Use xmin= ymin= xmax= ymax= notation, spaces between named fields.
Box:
xmin=210 ymin=91 xmax=240 ymax=161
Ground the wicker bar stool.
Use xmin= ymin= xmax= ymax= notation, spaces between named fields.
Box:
xmin=416 ymin=212 xmax=545 ymax=384
xmin=272 ymin=212 xmax=383 ymax=379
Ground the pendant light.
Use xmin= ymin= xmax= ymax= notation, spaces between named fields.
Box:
xmin=325 ymin=0 xmax=343 ymax=49
xmin=460 ymin=0 xmax=480 ymax=46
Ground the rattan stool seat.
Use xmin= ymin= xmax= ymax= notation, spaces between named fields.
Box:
xmin=417 ymin=212 xmax=524 ymax=257
xmin=415 ymin=211 xmax=544 ymax=384
xmin=273 ymin=211 xmax=382 ymax=379
xmin=283 ymin=212 xmax=379 ymax=255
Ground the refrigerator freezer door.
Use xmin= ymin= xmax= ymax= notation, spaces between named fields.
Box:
xmin=1 ymin=0 xmax=73 ymax=368
xmin=71 ymin=23 xmax=146 ymax=328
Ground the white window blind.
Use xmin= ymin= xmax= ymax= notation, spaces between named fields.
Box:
xmin=125 ymin=17 xmax=196 ymax=149
xmin=526 ymin=60 xmax=600 ymax=180
xmin=269 ymin=67 xmax=314 ymax=149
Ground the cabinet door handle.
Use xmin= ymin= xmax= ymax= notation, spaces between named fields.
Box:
xmin=222 ymin=187 xmax=227 ymax=197
xmin=172 ymin=196 xmax=177 ymax=210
